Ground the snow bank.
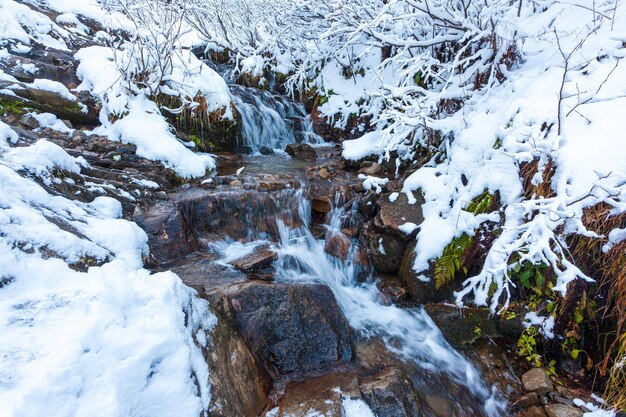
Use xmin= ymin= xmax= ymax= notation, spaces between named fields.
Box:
xmin=0 ymin=138 xmax=215 ymax=417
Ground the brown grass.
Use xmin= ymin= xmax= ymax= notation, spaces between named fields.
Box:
xmin=519 ymin=157 xmax=556 ymax=199
xmin=568 ymin=202 xmax=626 ymax=407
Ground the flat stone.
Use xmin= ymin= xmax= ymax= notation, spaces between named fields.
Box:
xmin=359 ymin=162 xmax=382 ymax=175
xmin=522 ymin=368 xmax=554 ymax=395
xmin=230 ymin=246 xmax=277 ymax=280
xmin=544 ymin=403 xmax=583 ymax=417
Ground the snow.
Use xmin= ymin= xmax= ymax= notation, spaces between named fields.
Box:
xmin=574 ymin=398 xmax=616 ymax=417
xmin=523 ymin=312 xmax=556 ymax=339
xmin=0 ymin=137 xmax=215 ymax=417
xmin=358 ymin=174 xmax=388 ymax=194
xmin=343 ymin=131 xmax=383 ymax=161
xmin=31 ymin=112 xmax=75 ymax=134
xmin=342 ymin=398 xmax=377 ymax=417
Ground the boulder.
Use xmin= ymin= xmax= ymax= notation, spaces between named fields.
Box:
xmin=519 ymin=406 xmax=549 ymax=417
xmin=400 ymin=241 xmax=455 ymax=304
xmin=285 ymin=143 xmax=317 ymax=161
xmin=259 ymin=145 xmax=275 ymax=155
xmin=230 ymin=282 xmax=353 ymax=380
xmin=544 ymin=404 xmax=583 ymax=417
xmin=521 ymin=368 xmax=553 ymax=395
xmin=374 ymin=192 xmax=424 ymax=238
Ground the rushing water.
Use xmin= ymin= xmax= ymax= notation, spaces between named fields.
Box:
xmin=209 ymin=190 xmax=506 ymax=417
xmin=230 ymin=85 xmax=323 ymax=153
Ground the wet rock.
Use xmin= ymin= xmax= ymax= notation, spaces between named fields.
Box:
xmin=259 ymin=145 xmax=275 ymax=155
xmin=424 ymin=394 xmax=455 ymax=417
xmin=133 ymin=201 xmax=198 ymax=265
xmin=544 ymin=404 xmax=583 ymax=417
xmin=352 ymin=245 xmax=372 ymax=282
xmin=230 ymin=282 xmax=353 ymax=380
xmin=520 ymin=406 xmax=549 ymax=417
xmin=366 ymin=231 xmax=407 ymax=274
xmin=464 ymin=339 xmax=524 ymax=398
xmin=374 ymin=192 xmax=424 ymax=238
xmin=324 ymin=230 xmax=351 ymax=260
xmin=318 ymin=167 xmax=330 ymax=179
xmin=230 ymin=246 xmax=277 ymax=280
xmin=359 ymin=367 xmax=422 ymax=417
xmin=425 ymin=304 xmax=499 ymax=347
xmin=285 ymin=143 xmax=317 ymax=161
xmin=522 ymin=368 xmax=553 ymax=395
xmin=359 ymin=162 xmax=382 ymax=175
xmin=400 ymin=241 xmax=455 ymax=304
xmin=273 ymin=369 xmax=360 ymax=416
xmin=169 ymin=252 xmax=247 ymax=296
xmin=172 ymin=188 xmax=305 ymax=242
xmin=204 ymin=290 xmax=272 ymax=417
xmin=514 ymin=392 xmax=541 ymax=408
xmin=376 ymin=275 xmax=409 ymax=304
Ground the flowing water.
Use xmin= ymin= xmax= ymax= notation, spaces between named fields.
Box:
xmin=208 ymin=191 xmax=505 ymax=416
xmin=230 ymin=85 xmax=324 ymax=153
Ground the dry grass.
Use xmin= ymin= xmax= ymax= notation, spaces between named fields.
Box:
xmin=568 ymin=203 xmax=626 ymax=407
xmin=519 ymin=157 xmax=556 ymax=199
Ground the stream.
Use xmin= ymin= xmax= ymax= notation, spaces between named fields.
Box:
xmin=154 ymin=77 xmax=511 ymax=416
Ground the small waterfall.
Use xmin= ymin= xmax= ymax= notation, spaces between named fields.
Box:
xmin=209 ymin=190 xmax=506 ymax=417
xmin=230 ymin=85 xmax=324 ymax=153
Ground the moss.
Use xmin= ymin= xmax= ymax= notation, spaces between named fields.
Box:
xmin=0 ymin=97 xmax=28 ymax=115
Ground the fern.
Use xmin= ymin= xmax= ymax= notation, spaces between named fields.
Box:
xmin=466 ymin=190 xmax=494 ymax=215
xmin=434 ymin=233 xmax=474 ymax=289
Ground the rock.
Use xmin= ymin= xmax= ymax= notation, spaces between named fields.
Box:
xmin=285 ymin=143 xmax=317 ymax=161
xmin=359 ymin=162 xmax=382 ymax=175
xmin=520 ymin=406 xmax=549 ymax=417
xmin=230 ymin=282 xmax=353 ymax=380
xmin=424 ymin=394 xmax=455 ymax=417
xmin=204 ymin=290 xmax=272 ymax=417
xmin=374 ymin=192 xmax=424 ymax=238
xmin=544 ymin=404 xmax=583 ymax=417
xmin=318 ymin=167 xmax=330 ymax=179
xmin=324 ymin=230 xmax=351 ymax=260
xmin=19 ymin=113 xmax=40 ymax=129
xmin=169 ymin=252 xmax=246 ymax=296
xmin=555 ymin=385 xmax=574 ymax=400
xmin=377 ymin=277 xmax=408 ymax=304
xmin=514 ymin=392 xmax=541 ymax=408
xmin=133 ymin=201 xmax=199 ymax=265
xmin=0 ymin=85 xmax=99 ymax=125
xmin=366 ymin=231 xmax=407 ymax=274
xmin=352 ymin=245 xmax=372 ymax=282
xmin=400 ymin=241 xmax=455 ymax=304
xmin=274 ymin=370 xmax=360 ymax=416
xmin=360 ymin=367 xmax=422 ymax=417
xmin=522 ymin=368 xmax=554 ymax=395
xmin=230 ymin=246 xmax=277 ymax=280
xmin=425 ymin=305 xmax=499 ymax=347
xmin=259 ymin=145 xmax=275 ymax=155
xmin=464 ymin=339 xmax=524 ymax=398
